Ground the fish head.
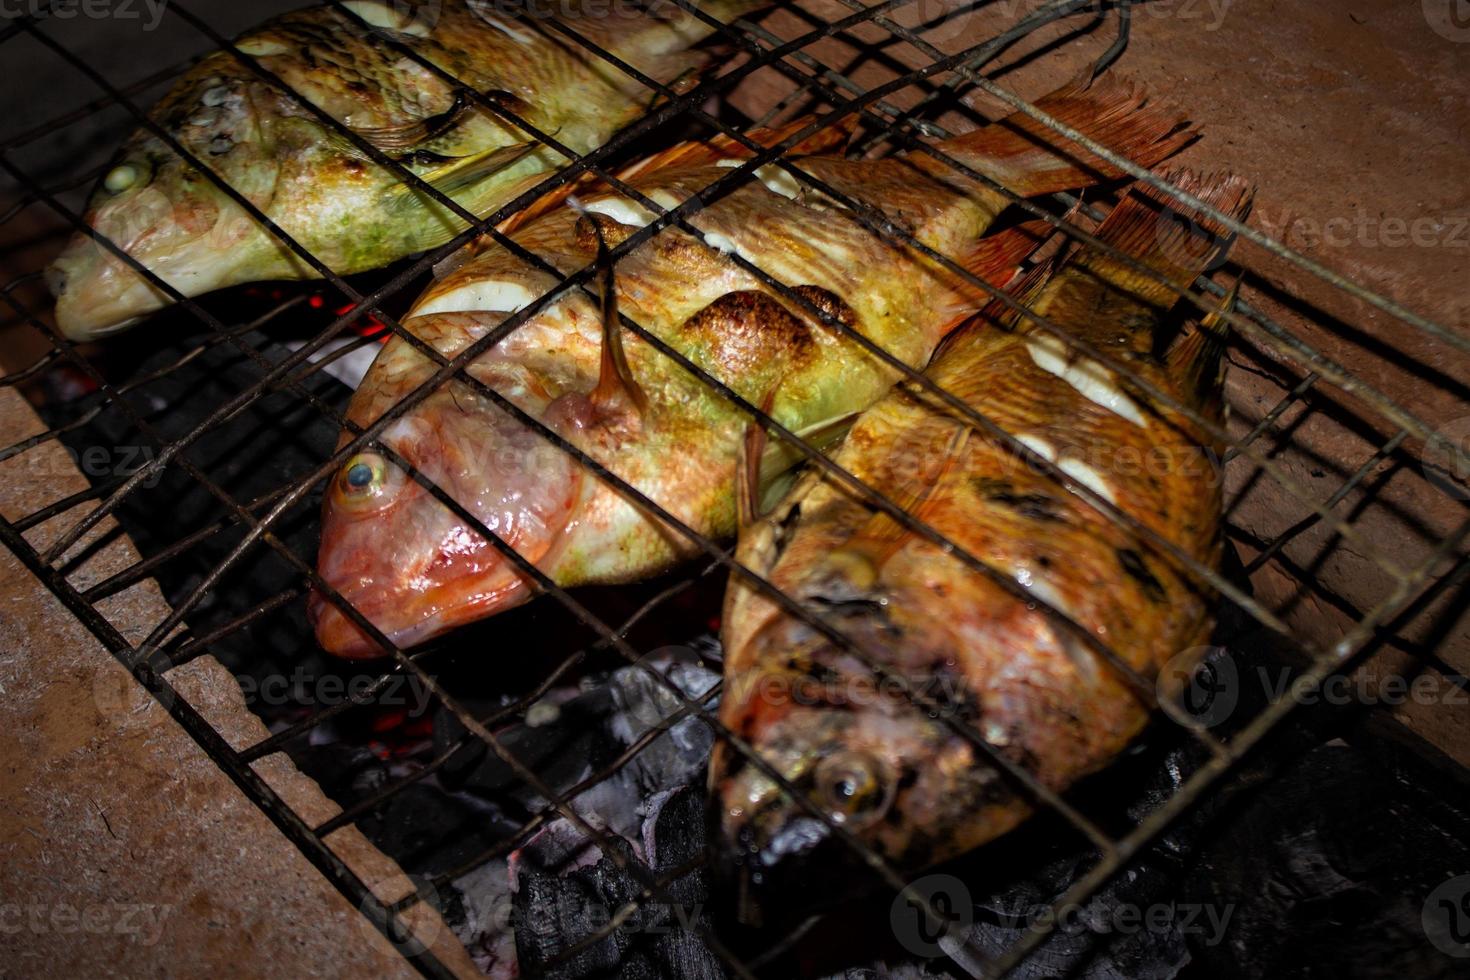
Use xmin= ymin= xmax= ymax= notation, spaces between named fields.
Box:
xmin=47 ymin=69 xmax=285 ymax=339
xmin=312 ymin=370 xmax=583 ymax=658
xmin=710 ymin=619 xmax=1019 ymax=918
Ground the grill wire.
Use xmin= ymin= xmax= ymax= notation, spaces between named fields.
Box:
xmin=2 ymin=0 xmax=1467 ymax=977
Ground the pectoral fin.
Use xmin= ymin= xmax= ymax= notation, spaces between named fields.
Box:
xmin=740 ymin=400 xmax=860 ymax=528
xmin=383 ymin=140 xmax=544 ymax=218
xmin=736 ymin=391 xmax=777 ymax=529
xmin=581 ymin=210 xmax=648 ymax=416
xmin=851 ymin=422 xmax=970 ymax=557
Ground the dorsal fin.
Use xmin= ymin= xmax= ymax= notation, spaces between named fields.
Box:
xmin=1078 ymin=170 xmax=1254 ymax=304
xmin=496 ymin=116 xmax=856 ymax=234
xmin=933 ymin=212 xmax=1065 ymax=334
xmin=384 ymin=140 xmax=543 ymax=220
xmin=577 ymin=207 xmax=647 ymax=416
xmin=916 ymin=74 xmax=1198 ymax=198
xmin=931 ymin=255 xmax=1059 ymax=363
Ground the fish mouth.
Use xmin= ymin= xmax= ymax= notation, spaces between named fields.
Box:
xmin=310 ymin=575 xmax=534 ymax=659
xmin=48 ymin=242 xmax=172 ymax=341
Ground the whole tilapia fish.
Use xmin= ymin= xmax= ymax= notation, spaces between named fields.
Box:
xmin=312 ymin=78 xmax=1196 ymax=657
xmin=709 ymin=171 xmax=1253 ymax=901
xmin=47 ymin=0 xmax=765 ymax=340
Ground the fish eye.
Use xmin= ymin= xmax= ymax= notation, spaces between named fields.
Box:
xmin=103 ymin=162 xmax=150 ymax=195
xmin=335 ymin=452 xmax=397 ymax=507
xmin=813 ymin=751 xmax=892 ymax=828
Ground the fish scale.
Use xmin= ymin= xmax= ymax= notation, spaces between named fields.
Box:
xmin=711 ymin=170 xmax=1254 ymax=899
xmin=311 ymin=76 xmax=1200 ymax=657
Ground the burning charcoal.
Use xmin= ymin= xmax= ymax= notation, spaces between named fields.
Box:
xmin=354 ymin=782 xmax=510 ymax=877
xmin=444 ymin=859 xmax=519 ymax=979
xmin=608 ymin=650 xmax=721 ymax=796
xmin=514 ymin=789 xmax=725 ymax=980
xmin=433 ymin=684 xmax=614 ymax=802
xmin=1187 ymin=742 xmax=1470 ymax=979
xmin=819 ymin=968 xmax=951 ymax=980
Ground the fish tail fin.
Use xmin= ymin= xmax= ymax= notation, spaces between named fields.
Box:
xmin=934 ymin=217 xmax=1054 ymax=330
xmin=618 ymin=114 xmax=856 ymax=180
xmin=1168 ymin=278 xmax=1240 ymax=416
xmin=962 ymin=218 xmax=1054 ymax=289
xmin=1081 ymin=169 xmax=1254 ymax=305
xmin=935 ymin=75 xmax=1196 ymax=199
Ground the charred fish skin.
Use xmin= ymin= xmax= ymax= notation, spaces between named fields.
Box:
xmin=712 ymin=171 xmax=1254 ymax=891
xmin=312 ymin=77 xmax=1199 ymax=658
xmin=46 ymin=0 xmax=768 ymax=340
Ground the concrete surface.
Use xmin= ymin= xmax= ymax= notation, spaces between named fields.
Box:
xmin=0 ymin=386 xmax=479 ymax=978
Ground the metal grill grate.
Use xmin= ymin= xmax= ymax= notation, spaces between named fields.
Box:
xmin=2 ymin=1 xmax=1467 ymax=977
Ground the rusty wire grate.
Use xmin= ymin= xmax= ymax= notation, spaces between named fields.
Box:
xmin=1 ymin=0 xmax=1468 ymax=977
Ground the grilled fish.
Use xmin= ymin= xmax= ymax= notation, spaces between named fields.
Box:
xmin=46 ymin=0 xmax=766 ymax=340
xmin=708 ymin=171 xmax=1252 ymax=899
xmin=312 ymin=78 xmax=1197 ymax=657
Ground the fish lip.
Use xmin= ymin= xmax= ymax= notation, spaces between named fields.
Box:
xmin=310 ymin=576 xmax=534 ymax=658
xmin=48 ymin=248 xmax=170 ymax=340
